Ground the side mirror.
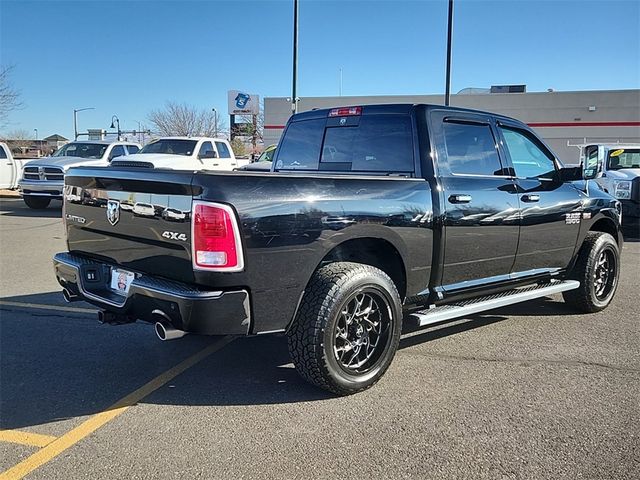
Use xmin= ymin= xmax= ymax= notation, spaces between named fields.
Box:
xmin=582 ymin=145 xmax=603 ymax=180
xmin=199 ymin=151 xmax=217 ymax=159
xmin=583 ymin=163 xmax=601 ymax=180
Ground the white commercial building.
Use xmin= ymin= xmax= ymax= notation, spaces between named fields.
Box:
xmin=263 ymin=89 xmax=640 ymax=164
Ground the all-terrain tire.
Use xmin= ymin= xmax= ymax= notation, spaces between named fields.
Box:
xmin=23 ymin=196 xmax=51 ymax=209
xmin=562 ymin=232 xmax=620 ymax=313
xmin=287 ymin=262 xmax=403 ymax=396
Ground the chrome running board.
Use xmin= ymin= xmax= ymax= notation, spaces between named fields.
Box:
xmin=410 ymin=280 xmax=580 ymax=327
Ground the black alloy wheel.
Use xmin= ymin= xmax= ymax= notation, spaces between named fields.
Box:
xmin=563 ymin=231 xmax=620 ymax=312
xmin=288 ymin=262 xmax=403 ymax=395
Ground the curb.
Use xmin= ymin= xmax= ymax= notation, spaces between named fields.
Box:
xmin=0 ymin=190 xmax=21 ymax=198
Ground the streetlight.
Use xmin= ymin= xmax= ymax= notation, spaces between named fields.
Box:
xmin=212 ymin=108 xmax=218 ymax=138
xmin=34 ymin=128 xmax=38 ymax=141
xmin=109 ymin=115 xmax=121 ymax=141
xmin=73 ymin=107 xmax=95 ymax=139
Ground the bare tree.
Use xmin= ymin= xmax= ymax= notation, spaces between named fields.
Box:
xmin=0 ymin=65 xmax=23 ymax=130
xmin=147 ymin=101 xmax=227 ymax=137
xmin=5 ymin=128 xmax=31 ymax=154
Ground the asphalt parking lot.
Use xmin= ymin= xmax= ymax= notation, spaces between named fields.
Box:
xmin=0 ymin=196 xmax=638 ymax=480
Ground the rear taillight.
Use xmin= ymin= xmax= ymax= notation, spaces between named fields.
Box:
xmin=328 ymin=106 xmax=362 ymax=117
xmin=191 ymin=201 xmax=244 ymax=271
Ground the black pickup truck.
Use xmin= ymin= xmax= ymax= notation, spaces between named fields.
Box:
xmin=54 ymin=104 xmax=623 ymax=395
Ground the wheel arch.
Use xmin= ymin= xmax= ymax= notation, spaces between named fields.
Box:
xmin=286 ymin=236 xmax=409 ymax=334
xmin=589 ymin=217 xmax=621 ymax=245
xmin=319 ymin=237 xmax=408 ymax=301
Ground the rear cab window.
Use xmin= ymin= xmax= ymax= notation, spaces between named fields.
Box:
xmin=274 ymin=108 xmax=415 ymax=175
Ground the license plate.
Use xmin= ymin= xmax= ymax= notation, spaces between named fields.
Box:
xmin=110 ymin=268 xmax=135 ymax=295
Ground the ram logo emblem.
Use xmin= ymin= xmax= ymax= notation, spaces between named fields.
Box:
xmin=106 ymin=200 xmax=120 ymax=226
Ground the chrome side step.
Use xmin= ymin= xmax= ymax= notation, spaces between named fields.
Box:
xmin=409 ymin=280 xmax=580 ymax=327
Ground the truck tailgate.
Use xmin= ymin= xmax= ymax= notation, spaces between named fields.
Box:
xmin=64 ymin=167 xmax=198 ymax=283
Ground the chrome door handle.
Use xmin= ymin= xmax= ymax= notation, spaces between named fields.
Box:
xmin=448 ymin=194 xmax=472 ymax=204
xmin=521 ymin=194 xmax=540 ymax=202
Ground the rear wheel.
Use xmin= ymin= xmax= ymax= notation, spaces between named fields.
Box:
xmin=287 ymin=262 xmax=402 ymax=395
xmin=23 ymin=196 xmax=51 ymax=209
xmin=563 ymin=232 xmax=620 ymax=312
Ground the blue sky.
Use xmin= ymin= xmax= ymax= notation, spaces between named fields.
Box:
xmin=1 ymin=0 xmax=638 ymax=139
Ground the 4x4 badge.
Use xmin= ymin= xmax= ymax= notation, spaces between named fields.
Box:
xmin=107 ymin=200 xmax=120 ymax=226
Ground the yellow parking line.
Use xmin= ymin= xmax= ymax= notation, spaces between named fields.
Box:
xmin=0 ymin=431 xmax=57 ymax=448
xmin=0 ymin=336 xmax=234 ymax=480
xmin=0 ymin=300 xmax=96 ymax=314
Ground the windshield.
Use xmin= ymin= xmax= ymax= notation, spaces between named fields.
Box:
xmin=139 ymin=139 xmax=198 ymax=156
xmin=53 ymin=143 xmax=108 ymax=159
xmin=608 ymin=149 xmax=640 ymax=170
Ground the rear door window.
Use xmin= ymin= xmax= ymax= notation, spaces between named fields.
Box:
xmin=126 ymin=145 xmax=140 ymax=154
xmin=442 ymin=121 xmax=504 ymax=176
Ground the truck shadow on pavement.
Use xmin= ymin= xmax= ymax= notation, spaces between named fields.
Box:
xmin=0 ymin=199 xmax=62 ymax=218
xmin=0 ymin=292 xmax=573 ymax=431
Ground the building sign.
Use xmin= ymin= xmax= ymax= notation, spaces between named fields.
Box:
xmin=87 ymin=129 xmax=106 ymax=141
xmin=228 ymin=90 xmax=260 ymax=115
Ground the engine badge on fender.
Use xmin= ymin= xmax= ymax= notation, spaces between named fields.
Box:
xmin=565 ymin=212 xmax=581 ymax=225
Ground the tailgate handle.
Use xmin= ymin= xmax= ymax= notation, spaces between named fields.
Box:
xmin=448 ymin=194 xmax=472 ymax=204
xmin=521 ymin=194 xmax=540 ymax=203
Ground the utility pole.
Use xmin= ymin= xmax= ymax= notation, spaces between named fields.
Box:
xmin=73 ymin=107 xmax=95 ymax=140
xmin=252 ymin=114 xmax=258 ymax=159
xmin=444 ymin=0 xmax=454 ymax=106
xmin=212 ymin=108 xmax=218 ymax=138
xmin=291 ymin=0 xmax=299 ymax=114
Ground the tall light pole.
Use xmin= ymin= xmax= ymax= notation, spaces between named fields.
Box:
xmin=34 ymin=128 xmax=38 ymax=141
xmin=110 ymin=115 xmax=121 ymax=141
xmin=444 ymin=0 xmax=454 ymax=106
xmin=212 ymin=108 xmax=218 ymax=137
xmin=73 ymin=107 xmax=95 ymax=139
xmin=291 ymin=0 xmax=299 ymax=114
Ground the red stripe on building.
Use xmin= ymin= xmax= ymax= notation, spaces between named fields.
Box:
xmin=264 ymin=125 xmax=286 ymax=129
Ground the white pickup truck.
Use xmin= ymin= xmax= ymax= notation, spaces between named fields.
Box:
xmin=110 ymin=137 xmax=248 ymax=170
xmin=0 ymin=142 xmax=32 ymax=190
xmin=19 ymin=140 xmax=140 ymax=209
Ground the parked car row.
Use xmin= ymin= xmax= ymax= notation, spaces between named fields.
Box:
xmin=15 ymin=136 xmax=252 ymax=209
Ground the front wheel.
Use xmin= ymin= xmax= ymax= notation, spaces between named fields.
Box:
xmin=287 ymin=262 xmax=403 ymax=396
xmin=563 ymin=232 xmax=620 ymax=312
xmin=23 ymin=196 xmax=51 ymax=209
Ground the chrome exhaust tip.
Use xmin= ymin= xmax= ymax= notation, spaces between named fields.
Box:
xmin=62 ymin=288 xmax=79 ymax=303
xmin=152 ymin=310 xmax=187 ymax=341
xmin=154 ymin=321 xmax=187 ymax=341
